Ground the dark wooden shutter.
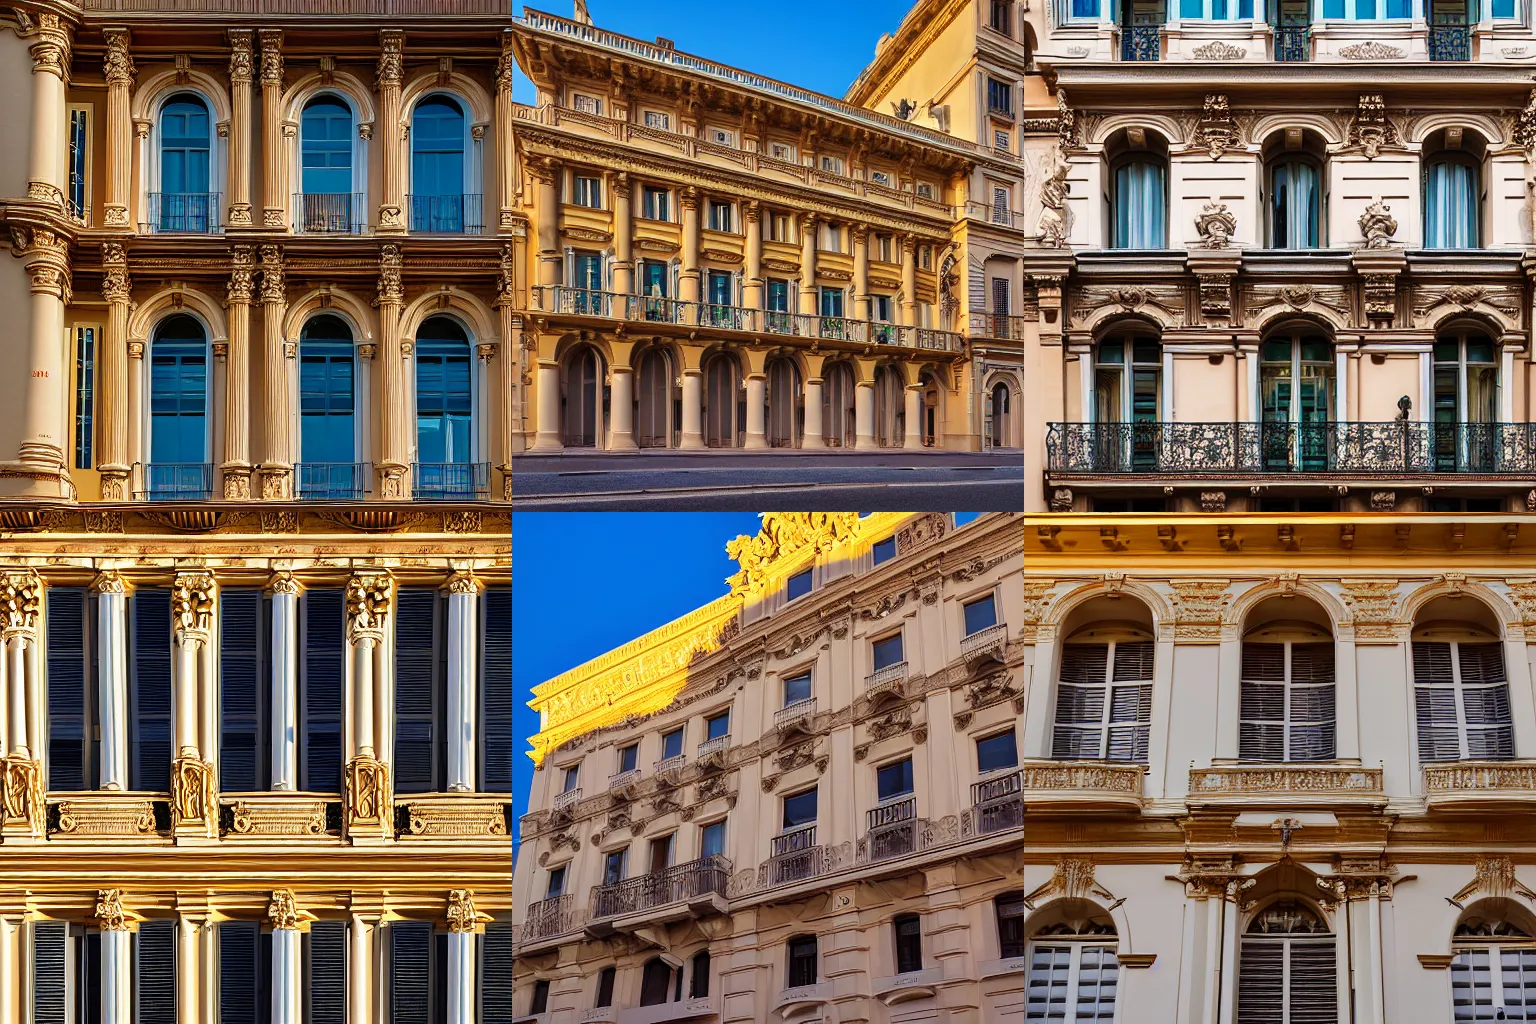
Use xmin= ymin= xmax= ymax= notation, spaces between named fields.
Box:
xmin=394 ymin=590 xmax=442 ymax=794
xmin=308 ymin=920 xmax=347 ymax=1021
xmin=130 ymin=589 xmax=173 ymax=791
xmin=220 ymin=590 xmax=267 ymax=792
xmin=46 ymin=588 xmax=91 ymax=791
xmin=78 ymin=930 xmax=101 ymax=1024
xmin=218 ymin=922 xmax=272 ymax=1024
xmin=135 ymin=921 xmax=176 ymax=1023
xmin=480 ymin=588 xmax=512 ymax=792
xmin=301 ymin=590 xmax=345 ymax=793
xmin=390 ymin=922 xmax=432 ymax=1024
xmin=482 ymin=924 xmax=513 ymax=1024
xmin=31 ymin=921 xmax=67 ymax=1024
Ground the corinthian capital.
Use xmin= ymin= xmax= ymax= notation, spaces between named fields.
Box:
xmin=377 ymin=30 xmax=404 ymax=87
xmin=258 ymin=29 xmax=283 ymax=84
xmin=267 ymin=889 xmax=314 ymax=931
xmin=0 ymin=571 xmax=41 ymax=638
xmin=102 ymin=242 xmax=132 ymax=304
xmin=227 ymin=29 xmax=254 ymax=85
xmin=345 ymin=573 xmax=392 ymax=641
xmin=171 ymin=572 xmax=215 ymax=637
xmin=258 ymin=244 xmax=284 ymax=304
xmin=446 ymin=889 xmax=491 ymax=933
xmin=104 ymin=29 xmax=136 ymax=87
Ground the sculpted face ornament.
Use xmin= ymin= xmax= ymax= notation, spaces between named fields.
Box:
xmin=1359 ymin=199 xmax=1399 ymax=249
xmin=1195 ymin=202 xmax=1237 ymax=248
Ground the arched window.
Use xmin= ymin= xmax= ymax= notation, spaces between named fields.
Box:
xmin=1238 ymin=902 xmax=1335 ymax=1021
xmin=1240 ymin=612 xmax=1336 ymax=762
xmin=411 ymin=96 xmax=467 ymax=233
xmin=689 ymin=951 xmax=711 ymax=999
xmin=1433 ymin=327 xmax=1498 ymax=472
xmin=414 ymin=317 xmax=477 ymax=497
xmin=822 ymin=362 xmax=856 ymax=448
xmin=297 ymin=314 xmax=358 ymax=499
xmin=639 ymin=957 xmax=673 ymax=1006
xmin=1413 ymin=619 xmax=1512 ymax=762
xmin=1425 ymin=151 xmax=1480 ymax=249
xmin=561 ymin=345 xmax=602 ymax=450
xmin=990 ymin=381 xmax=1013 ymax=448
xmin=1109 ymin=135 xmax=1168 ymax=249
xmin=1025 ymin=916 xmax=1118 ymax=1021
xmin=874 ymin=365 xmax=904 ymax=447
xmin=1260 ymin=329 xmax=1334 ymax=472
xmin=158 ymin=94 xmax=213 ymax=232
xmin=702 ymin=352 xmax=742 ymax=448
xmin=1268 ymin=153 xmax=1322 ymax=248
xmin=919 ymin=371 xmax=940 ymax=448
xmin=148 ymin=314 xmax=209 ymax=499
xmin=1452 ymin=913 xmax=1536 ymax=1017
xmin=1053 ymin=622 xmax=1154 ymax=762
xmin=299 ymin=96 xmax=357 ymax=233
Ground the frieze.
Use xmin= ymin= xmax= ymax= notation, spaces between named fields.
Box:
xmin=1169 ymin=579 xmax=1232 ymax=641
xmin=1069 ymin=284 xmax=1184 ymax=328
xmin=53 ymin=797 xmax=156 ymax=838
xmin=1339 ymin=579 xmax=1402 ymax=641
xmin=224 ymin=797 xmax=327 ymax=837
xmin=401 ymin=795 xmax=508 ymax=838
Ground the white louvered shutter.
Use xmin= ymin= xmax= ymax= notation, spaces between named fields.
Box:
xmin=1452 ymin=946 xmax=1536 ymax=1020
xmin=1240 ymin=642 xmax=1335 ymax=762
xmin=1025 ymin=943 xmax=1118 ymax=1023
xmin=1052 ymin=645 xmax=1108 ymax=759
xmin=1414 ymin=640 xmax=1513 ymax=762
xmin=1238 ymin=937 xmax=1337 ymax=1024
xmin=1052 ymin=641 xmax=1152 ymax=762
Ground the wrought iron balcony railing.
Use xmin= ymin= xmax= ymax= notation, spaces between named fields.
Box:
xmin=412 ymin=462 xmax=490 ymax=500
xmin=774 ymin=697 xmax=817 ymax=732
xmin=144 ymin=192 xmax=221 ymax=234
xmin=961 ymin=622 xmax=1008 ymax=662
xmin=974 ymin=313 xmax=1030 ymax=340
xmin=1274 ymin=24 xmax=1311 ymax=61
xmin=697 ymin=735 xmax=731 ymax=759
xmin=295 ymin=192 xmax=366 ymax=234
xmin=1121 ymin=25 xmax=1161 ymax=61
xmin=1429 ymin=23 xmax=1471 ymax=61
xmin=295 ymin=462 xmax=369 ymax=500
xmin=590 ymin=854 xmax=731 ymax=920
xmin=864 ymin=661 xmax=908 ymax=696
xmin=863 ymin=795 xmax=917 ymax=862
xmin=762 ymin=824 xmax=824 ymax=886
xmin=522 ymin=893 xmax=577 ymax=941
xmin=141 ymin=463 xmax=214 ymax=501
xmin=608 ymin=768 xmax=643 ymax=791
xmin=1047 ymin=421 xmax=1536 ymax=476
xmin=656 ymin=754 xmax=688 ymax=777
xmin=407 ymin=193 xmax=483 ymax=234
xmin=973 ymin=771 xmax=1024 ymax=834
xmin=553 ymin=788 xmax=582 ymax=812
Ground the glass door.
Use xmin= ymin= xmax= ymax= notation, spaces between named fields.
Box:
xmin=1260 ymin=333 xmax=1334 ymax=472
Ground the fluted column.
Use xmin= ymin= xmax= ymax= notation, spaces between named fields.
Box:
xmin=744 ymin=375 xmax=767 ymax=449
xmin=9 ymin=228 xmax=70 ymax=487
xmin=612 ymin=173 xmax=634 ymax=300
xmin=376 ymin=31 xmax=406 ymax=232
xmin=852 ymin=226 xmax=870 ymax=322
xmin=854 ymin=380 xmax=876 ymax=449
xmin=344 ymin=574 xmax=391 ymax=841
xmin=680 ymin=369 xmax=704 ymax=450
xmin=95 ymin=891 xmax=132 ymax=1024
xmin=170 ymin=573 xmax=216 ymax=839
xmin=532 ymin=359 xmax=561 ymax=451
xmin=798 ymin=215 xmax=818 ymax=315
xmin=901 ymin=236 xmax=918 ymax=326
xmin=270 ymin=573 xmax=299 ymax=790
xmin=25 ymin=17 xmax=69 ymax=209
xmin=94 ymin=572 xmax=129 ymax=790
xmin=226 ymin=30 xmax=254 ymax=228
xmin=102 ymin=30 xmax=135 ymax=229
xmin=259 ymin=30 xmax=285 ymax=229
xmin=495 ymin=32 xmax=515 ymax=231
xmin=903 ymin=385 xmax=923 ymax=451
xmin=743 ymin=201 xmax=762 ymax=310
xmin=446 ymin=891 xmax=487 ymax=1024
xmin=222 ymin=245 xmax=255 ymax=499
xmin=446 ymin=574 xmax=479 ymax=792
xmin=376 ymin=244 xmax=409 ymax=496
xmin=269 ymin=892 xmax=306 ymax=1024
xmin=258 ymin=245 xmax=292 ymax=498
xmin=680 ymin=188 xmax=701 ymax=316
xmin=99 ymin=243 xmax=134 ymax=498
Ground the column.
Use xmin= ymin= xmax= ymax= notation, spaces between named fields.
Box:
xmin=174 ymin=634 xmax=198 ymax=758
xmin=353 ymin=636 xmax=375 ymax=757
xmin=226 ymin=30 xmax=254 ymax=227
xmin=1218 ymin=886 xmax=1239 ymax=1024
xmin=495 ymin=32 xmax=515 ymax=231
xmin=376 ymin=31 xmax=406 ymax=232
xmin=99 ymin=244 xmax=134 ymax=498
xmin=102 ymin=30 xmax=135 ymax=229
xmin=223 ymin=246 xmax=255 ymax=498
xmin=852 ymin=226 xmax=870 ymax=322
xmin=259 ymin=246 xmax=292 ymax=497
xmin=744 ymin=375 xmax=767 ymax=449
xmin=804 ymin=378 xmax=824 ymax=448
xmin=900 ymin=236 xmax=918 ymax=326
xmin=269 ymin=892 xmax=303 ymax=1024
xmin=376 ymin=245 xmax=408 ymax=496
xmin=25 ymin=19 xmax=68 ymax=208
xmin=127 ymin=340 xmax=145 ymax=495
xmin=799 ymin=215 xmax=818 ymax=315
xmin=446 ymin=895 xmax=478 ymax=1024
xmin=903 ymin=385 xmax=922 ymax=450
xmin=95 ymin=572 xmax=129 ymax=790
xmin=743 ymin=201 xmax=763 ymax=311
xmin=11 ymin=228 xmax=70 ymax=482
xmin=679 ymin=188 xmax=701 ymax=310
xmin=259 ymin=31 xmax=285 ymax=228
xmin=344 ymin=575 xmax=391 ymax=840
xmin=612 ymin=173 xmax=634 ymax=302
xmin=446 ymin=574 xmax=479 ymax=792
xmin=96 ymin=891 xmax=131 ymax=1024
xmin=176 ymin=915 xmax=199 ymax=1023
xmin=0 ymin=918 xmax=12 ymax=1024
xmin=608 ymin=367 xmax=636 ymax=451
xmin=680 ymin=369 xmax=704 ymax=449
xmin=532 ymin=359 xmax=561 ymax=451
xmin=531 ymin=159 xmax=560 ymax=295
xmin=270 ymin=574 xmax=298 ymax=791
xmin=854 ymin=380 xmax=876 ymax=449
xmin=171 ymin=574 xmax=216 ymax=838
xmin=348 ymin=913 xmax=373 ymax=1024
xmin=7 ymin=638 xmax=26 ymax=759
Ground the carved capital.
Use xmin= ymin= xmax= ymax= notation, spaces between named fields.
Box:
xmin=267 ymin=889 xmax=313 ymax=930
xmin=345 ymin=754 xmax=391 ymax=839
xmin=0 ymin=755 xmax=43 ymax=837
xmin=0 ymin=571 xmax=42 ymax=638
xmin=171 ymin=756 xmax=216 ymax=835
xmin=227 ymin=29 xmax=254 ymax=84
xmin=446 ymin=889 xmax=491 ymax=933
xmin=105 ymin=29 xmax=136 ymax=87
xmin=375 ymin=244 xmax=403 ymax=305
xmin=171 ymin=571 xmax=215 ymax=637
xmin=269 ymin=571 xmax=300 ymax=596
xmin=345 ymin=573 xmax=391 ymax=641
xmin=102 ymin=242 xmax=132 ymax=303
xmin=94 ymin=890 xmax=132 ymax=931
xmin=258 ymin=29 xmax=283 ymax=84
xmin=377 ymin=30 xmax=404 ymax=86
xmin=91 ymin=570 xmax=127 ymax=595
xmin=446 ymin=571 xmax=480 ymax=595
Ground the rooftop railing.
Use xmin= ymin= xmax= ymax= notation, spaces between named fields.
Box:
xmin=590 ymin=854 xmax=731 ymax=920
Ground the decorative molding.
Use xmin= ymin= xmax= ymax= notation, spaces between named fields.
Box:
xmin=401 ymin=795 xmax=507 ymax=838
xmin=1190 ymin=41 xmax=1245 ymax=60
xmin=1338 ymin=41 xmax=1404 ymax=60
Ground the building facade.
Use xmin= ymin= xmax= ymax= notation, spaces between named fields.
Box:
xmin=1019 ymin=0 xmax=1536 ymax=512
xmin=506 ymin=2 xmax=1027 ymax=454
xmin=513 ymin=513 xmax=1024 ymax=1023
xmin=0 ymin=1 xmax=514 ymax=1021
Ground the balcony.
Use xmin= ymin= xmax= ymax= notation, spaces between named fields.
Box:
xmin=144 ymin=192 xmax=220 ymax=234
xmin=412 ymin=462 xmax=490 ymax=500
xmin=1018 ymin=759 xmax=1145 ymax=812
xmin=1047 ymin=421 xmax=1536 ymax=479
xmin=553 ymin=787 xmax=582 ymax=812
xmin=1429 ymin=22 xmax=1471 ymax=61
xmin=774 ymin=983 xmax=833 ymax=1017
xmin=295 ymin=462 xmax=369 ymax=500
xmin=972 ymin=771 xmax=1024 ymax=834
xmin=963 ymin=200 xmax=1020 ymax=229
xmin=760 ymin=824 xmax=827 ymax=887
xmin=656 ymin=754 xmax=688 ymax=779
xmin=960 ymin=622 xmax=1008 ymax=663
xmin=1423 ymin=760 xmax=1536 ymax=811
xmin=519 ymin=893 xmax=579 ymax=945
xmin=607 ymin=768 xmax=643 ymax=793
xmin=862 ymin=796 xmax=917 ymax=863
xmin=696 ymin=735 xmax=731 ymax=762
xmin=974 ymin=313 xmax=1029 ymax=340
xmin=616 ymin=997 xmax=718 ymax=1024
xmin=1121 ymin=24 xmax=1160 ymax=61
xmin=407 ymin=193 xmax=483 ymax=234
xmin=872 ymin=967 xmax=942 ymax=1005
xmin=140 ymin=463 xmax=214 ymax=501
xmin=1187 ymin=765 xmax=1385 ymax=810
xmin=294 ymin=192 xmax=365 ymax=234
xmin=864 ymin=661 xmax=908 ymax=698
xmin=774 ymin=697 xmax=817 ymax=733
xmin=586 ymin=854 xmax=731 ymax=935
xmin=1274 ymin=24 xmax=1310 ymax=61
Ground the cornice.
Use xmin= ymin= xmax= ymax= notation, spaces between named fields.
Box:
xmin=844 ymin=0 xmax=974 ymax=107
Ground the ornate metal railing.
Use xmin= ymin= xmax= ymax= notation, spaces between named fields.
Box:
xmin=1274 ymin=25 xmax=1310 ymax=62
xmin=863 ymin=796 xmax=917 ymax=862
xmin=295 ymin=462 xmax=368 ymax=500
xmin=295 ymin=192 xmax=365 ymax=233
xmin=1047 ymin=421 xmax=1536 ymax=475
xmin=699 ymin=303 xmax=757 ymax=331
xmin=763 ymin=824 xmax=824 ymax=886
xmin=145 ymin=192 xmax=221 ymax=233
xmin=590 ymin=855 xmax=731 ymax=920
xmin=656 ymin=754 xmax=688 ymax=776
xmin=521 ymin=894 xmax=576 ymax=941
xmin=774 ymin=698 xmax=817 ymax=731
xmin=961 ymin=622 xmax=1008 ymax=661
xmin=142 ymin=463 xmax=214 ymax=501
xmin=864 ymin=661 xmax=908 ymax=695
xmin=412 ymin=462 xmax=490 ymax=500
xmin=975 ymin=313 xmax=1030 ymax=340
xmin=1121 ymin=25 xmax=1161 ymax=61
xmin=973 ymin=771 xmax=1024 ymax=834
xmin=607 ymin=768 xmax=642 ymax=791
xmin=697 ymin=734 xmax=731 ymax=759
xmin=1429 ymin=23 xmax=1471 ymax=61
xmin=407 ymin=193 xmax=483 ymax=234
xmin=553 ymin=788 xmax=582 ymax=811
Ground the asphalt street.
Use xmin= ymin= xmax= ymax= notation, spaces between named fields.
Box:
xmin=509 ymin=451 xmax=1024 ymax=511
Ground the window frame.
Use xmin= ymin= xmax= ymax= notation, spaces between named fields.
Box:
xmin=296 ymin=91 xmax=365 ymax=231
xmin=786 ymin=936 xmax=819 ymax=988
xmin=786 ymin=569 xmax=813 ymax=602
xmin=1051 ymin=636 xmax=1155 ymax=763
xmin=894 ymin=914 xmax=923 ymax=975
xmin=571 ymin=173 xmax=604 ymax=210
xmin=1110 ymin=153 xmax=1170 ymax=250
xmin=976 ymin=728 xmax=1020 ymax=774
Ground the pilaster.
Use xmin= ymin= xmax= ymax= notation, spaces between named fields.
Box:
xmin=376 ymin=31 xmax=406 ymax=232
xmin=270 ymin=572 xmax=299 ymax=791
xmin=102 ymin=29 xmax=135 ymax=229
xmin=496 ymin=30 xmax=516 ymax=230
xmin=446 ymin=573 xmax=480 ymax=792
xmin=376 ymin=244 xmax=409 ymax=496
xmin=345 ymin=573 xmax=392 ymax=842
xmin=24 ymin=13 xmax=70 ymax=210
xmin=170 ymin=572 xmax=216 ymax=841
xmin=93 ymin=571 xmax=129 ymax=790
xmin=258 ymin=245 xmax=292 ymax=498
xmin=226 ymin=30 xmax=255 ymax=228
xmin=99 ymin=242 xmax=133 ymax=498
xmin=258 ymin=30 xmax=286 ymax=229
xmin=0 ymin=572 xmax=42 ymax=839
xmin=223 ymin=245 xmax=256 ymax=498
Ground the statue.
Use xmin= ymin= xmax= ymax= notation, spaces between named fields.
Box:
xmin=1359 ymin=199 xmax=1398 ymax=249
xmin=1195 ymin=202 xmax=1237 ymax=248
xmin=1037 ymin=151 xmax=1072 ymax=248
xmin=890 ymin=98 xmax=916 ymax=121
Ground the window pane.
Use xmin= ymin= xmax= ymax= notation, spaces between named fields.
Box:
xmin=873 ymin=635 xmax=904 ymax=670
xmin=707 ymin=713 xmax=730 ymax=740
xmin=877 ymin=758 xmax=914 ymax=800
xmin=662 ymin=729 xmax=683 ymax=759
xmin=784 ymin=673 xmax=812 ymax=706
xmin=782 ymin=788 xmax=817 ymax=827
xmin=977 ymin=730 xmax=1019 ymax=772
xmin=964 ymin=596 xmax=998 ymax=635
xmin=786 ymin=570 xmax=812 ymax=601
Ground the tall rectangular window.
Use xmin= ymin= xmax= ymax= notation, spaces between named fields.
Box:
xmin=130 ymin=589 xmax=172 ymax=792
xmin=300 ymin=589 xmax=345 ymax=792
xmin=571 ymin=174 xmax=601 ymax=208
xmin=306 ymin=921 xmax=347 ymax=1021
xmin=47 ymin=587 xmax=96 ymax=791
xmin=391 ymin=924 xmax=447 ymax=1024
xmin=990 ymin=0 xmax=1013 ymax=33
xmin=895 ymin=915 xmax=923 ymax=974
xmin=220 ymin=590 xmax=270 ymax=792
xmin=33 ymin=923 xmax=105 ymax=1024
xmin=661 ymin=728 xmax=684 ymax=760
xmin=708 ymin=200 xmax=734 ymax=232
xmin=136 ymin=921 xmax=177 ymax=1023
xmin=395 ymin=588 xmax=446 ymax=793
xmin=68 ymin=107 xmax=89 ymax=221
xmin=74 ymin=326 xmax=95 ymax=469
xmin=876 ymin=757 xmax=914 ymax=801
xmin=783 ymin=671 xmax=812 ymax=706
xmin=964 ymin=595 xmax=998 ymax=636
xmin=480 ymin=588 xmax=512 ymax=792
xmin=218 ymin=921 xmax=272 ymax=1024
xmin=767 ymin=280 xmax=790 ymax=312
xmin=872 ymin=634 xmax=904 ymax=671
xmin=617 ymin=744 xmax=638 ymax=773
xmin=977 ymin=729 xmax=1019 ymax=773
xmin=782 ymin=787 xmax=817 ymax=828
xmin=705 ymin=712 xmax=730 ymax=740
xmin=641 ymin=186 xmax=670 ymax=221
xmin=700 ymin=820 xmax=726 ymax=859
xmin=987 ymin=78 xmax=1013 ymax=116
xmin=787 ymin=936 xmax=818 ymax=987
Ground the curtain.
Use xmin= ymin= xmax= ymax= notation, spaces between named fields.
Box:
xmin=1426 ymin=159 xmax=1478 ymax=248
xmin=1273 ymin=159 xmax=1320 ymax=248
xmin=1114 ymin=159 xmax=1166 ymax=248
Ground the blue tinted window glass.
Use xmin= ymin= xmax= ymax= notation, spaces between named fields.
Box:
xmin=415 ymin=317 xmax=472 ymax=464
xmin=786 ymin=570 xmax=812 ymax=601
xmin=412 ymin=96 xmax=464 ymax=197
xmin=149 ymin=315 xmax=206 ymax=464
xmin=1071 ymin=0 xmax=1099 ymax=16
xmin=1384 ymin=0 xmax=1409 ymax=14
xmin=301 ymin=97 xmax=353 ymax=196
xmin=1323 ymin=0 xmax=1344 ymax=16
xmin=873 ymin=537 xmax=897 ymax=564
xmin=876 ymin=758 xmax=913 ymax=801
xmin=299 ymin=315 xmax=355 ymax=464
xmin=1495 ymin=0 xmax=1515 ymax=15
xmin=706 ymin=713 xmax=729 ymax=740
xmin=873 ymin=635 xmax=903 ymax=670
xmin=160 ymin=95 xmax=210 ymax=195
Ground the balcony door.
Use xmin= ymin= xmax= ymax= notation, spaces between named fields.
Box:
xmin=1260 ymin=331 xmax=1334 ymax=472
xmin=415 ymin=316 xmax=473 ymax=463
xmin=299 ymin=96 xmax=356 ymax=231
xmin=410 ymin=96 xmax=466 ymax=232
xmin=159 ymin=94 xmax=211 ymax=232
xmin=148 ymin=314 xmax=208 ymax=497
xmin=298 ymin=314 xmax=357 ymax=497
xmin=1093 ymin=334 xmax=1161 ymax=472
xmin=1434 ymin=330 xmax=1498 ymax=471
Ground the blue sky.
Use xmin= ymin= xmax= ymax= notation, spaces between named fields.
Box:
xmin=512 ymin=0 xmax=917 ymax=107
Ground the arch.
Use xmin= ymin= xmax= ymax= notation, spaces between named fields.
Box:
xmin=1021 ymin=896 xmax=1125 ymax=943
xmin=701 ymin=349 xmax=744 ymax=449
xmin=281 ymin=289 xmax=376 ymax=344
xmin=131 ymin=71 xmax=233 ymax=125
xmin=873 ymin=363 xmax=905 ymax=447
xmin=127 ymin=288 xmax=229 ymax=346
xmin=1105 ymin=129 xmax=1170 ymax=250
xmin=1246 ymin=302 xmax=1349 ymax=336
xmin=1249 ymin=115 xmax=1345 ymax=149
xmin=986 ymin=374 xmax=1018 ymax=449
xmin=399 ymin=73 xmax=494 ymax=127
xmin=398 ymin=289 xmax=498 ymax=349
xmin=1402 ymin=582 xmax=1517 ymax=639
xmin=1239 ymin=862 xmax=1336 ymax=931
xmin=822 ymin=360 xmax=857 ymax=448
xmin=766 ymin=354 xmax=803 ymax=449
xmin=559 ymin=342 xmax=607 ymax=449
xmin=633 ymin=344 xmax=676 ymax=449
xmin=1408 ymin=115 xmax=1503 ymax=147
xmin=1225 ymin=578 xmax=1348 ymax=634
xmin=1262 ymin=129 xmax=1328 ymax=249
xmin=1078 ymin=304 xmax=1177 ymax=336
xmin=1043 ymin=578 xmax=1174 ymax=632
xmin=1420 ymin=305 xmax=1515 ymax=336
xmin=145 ymin=313 xmax=213 ymax=498
xmin=280 ymin=71 xmax=379 ymax=128
xmin=1087 ymin=117 xmax=1181 ymax=150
